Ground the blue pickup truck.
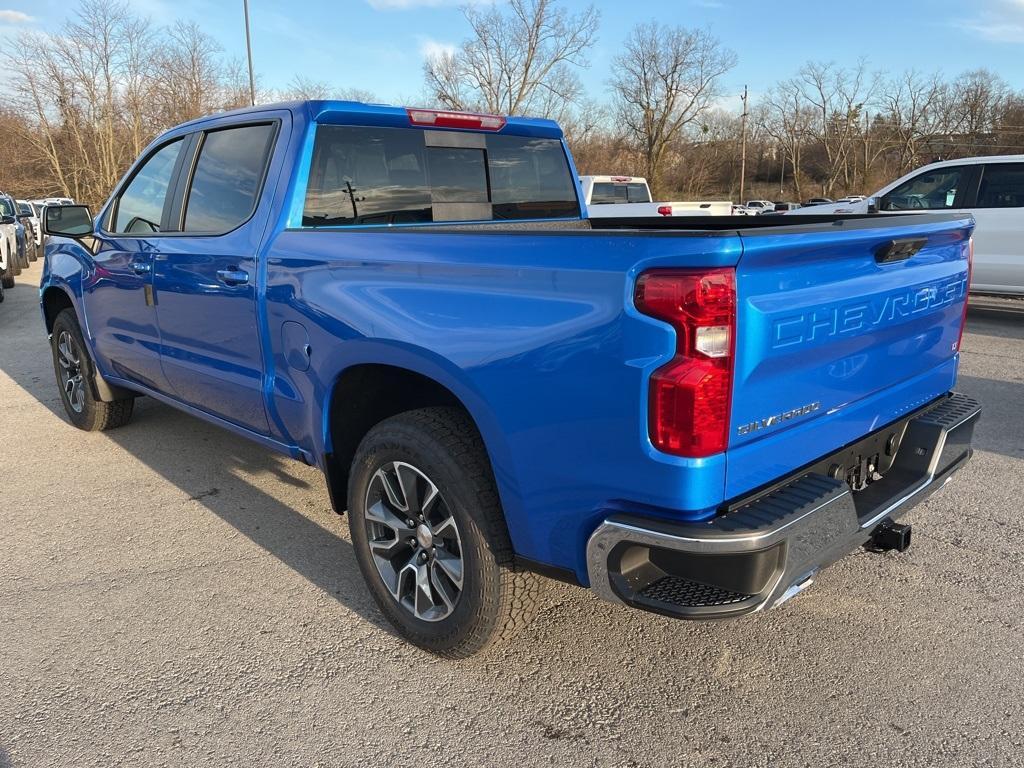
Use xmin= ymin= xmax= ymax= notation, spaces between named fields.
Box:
xmin=41 ymin=101 xmax=980 ymax=657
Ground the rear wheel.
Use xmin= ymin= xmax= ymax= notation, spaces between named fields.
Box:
xmin=50 ymin=308 xmax=135 ymax=431
xmin=348 ymin=407 xmax=538 ymax=657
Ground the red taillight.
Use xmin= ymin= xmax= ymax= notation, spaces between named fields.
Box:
xmin=406 ymin=108 xmax=506 ymax=131
xmin=635 ymin=269 xmax=737 ymax=457
xmin=956 ymin=237 xmax=973 ymax=352
xmin=657 ymin=205 xmax=673 ymax=217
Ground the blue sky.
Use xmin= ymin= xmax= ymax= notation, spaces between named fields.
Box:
xmin=2 ymin=0 xmax=1023 ymax=112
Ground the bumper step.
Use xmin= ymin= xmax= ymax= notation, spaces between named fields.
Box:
xmin=640 ymin=576 xmax=752 ymax=608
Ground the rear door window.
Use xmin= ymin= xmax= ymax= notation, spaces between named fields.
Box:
xmin=183 ymin=123 xmax=276 ymax=233
xmin=302 ymin=125 xmax=578 ymax=226
xmin=975 ymin=164 xmax=1024 ymax=208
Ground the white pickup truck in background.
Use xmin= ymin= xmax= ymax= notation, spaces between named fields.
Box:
xmin=579 ymin=176 xmax=731 ymax=217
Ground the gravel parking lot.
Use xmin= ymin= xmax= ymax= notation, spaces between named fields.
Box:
xmin=2 ymin=260 xmax=1023 ymax=767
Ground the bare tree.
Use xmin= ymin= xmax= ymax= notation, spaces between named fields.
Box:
xmin=878 ymin=70 xmax=946 ymax=173
xmin=423 ymin=0 xmax=599 ymax=118
xmin=281 ymin=75 xmax=377 ymax=103
xmin=153 ymin=20 xmax=225 ymax=125
xmin=610 ymin=23 xmax=736 ymax=196
xmin=760 ymin=82 xmax=815 ymax=200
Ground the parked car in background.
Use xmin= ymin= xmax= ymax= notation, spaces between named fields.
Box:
xmin=763 ymin=202 xmax=802 ymax=213
xmin=580 ymin=175 xmax=731 ymax=217
xmin=744 ymin=199 xmax=775 ymax=214
xmin=803 ymin=197 xmax=834 ymax=206
xmin=0 ymin=212 xmax=14 ymax=290
xmin=835 ymin=195 xmax=865 ymax=204
xmin=16 ymin=201 xmax=40 ymax=262
xmin=788 ymin=155 xmax=1024 ymax=295
xmin=18 ymin=200 xmax=41 ymax=253
xmin=0 ymin=194 xmax=22 ymax=278
xmin=41 ymin=100 xmax=979 ymax=657
xmin=14 ymin=216 xmax=29 ymax=269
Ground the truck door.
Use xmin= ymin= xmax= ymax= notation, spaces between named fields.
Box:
xmin=152 ymin=120 xmax=281 ymax=434
xmin=966 ymin=162 xmax=1024 ymax=294
xmin=87 ymin=136 xmax=187 ymax=392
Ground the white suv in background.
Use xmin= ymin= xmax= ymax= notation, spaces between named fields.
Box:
xmin=789 ymin=155 xmax=1024 ymax=296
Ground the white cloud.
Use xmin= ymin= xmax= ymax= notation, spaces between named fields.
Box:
xmin=418 ymin=36 xmax=456 ymax=61
xmin=960 ymin=0 xmax=1024 ymax=42
xmin=0 ymin=9 xmax=32 ymax=23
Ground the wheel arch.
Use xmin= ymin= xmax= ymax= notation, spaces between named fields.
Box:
xmin=318 ymin=351 xmax=519 ymax=542
xmin=41 ymin=284 xmax=76 ymax=335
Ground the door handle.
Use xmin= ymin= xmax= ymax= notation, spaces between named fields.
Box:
xmin=130 ymin=261 xmax=151 ymax=275
xmin=216 ymin=268 xmax=249 ymax=286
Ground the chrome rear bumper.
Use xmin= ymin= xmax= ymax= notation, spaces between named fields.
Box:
xmin=586 ymin=392 xmax=981 ymax=619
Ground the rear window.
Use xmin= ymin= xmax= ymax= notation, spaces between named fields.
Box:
xmin=302 ymin=125 xmax=578 ymax=226
xmin=975 ymin=164 xmax=1024 ymax=208
xmin=590 ymin=182 xmax=650 ymax=204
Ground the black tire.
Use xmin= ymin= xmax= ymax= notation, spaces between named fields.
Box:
xmin=348 ymin=407 xmax=538 ymax=658
xmin=28 ymin=241 xmax=39 ymax=262
xmin=50 ymin=308 xmax=135 ymax=431
xmin=16 ymin=244 xmax=28 ymax=270
xmin=1 ymin=256 xmax=13 ymax=289
xmin=0 ymin=280 xmax=5 ymax=302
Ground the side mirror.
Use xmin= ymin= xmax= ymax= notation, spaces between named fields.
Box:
xmin=0 ymin=215 xmax=14 ymax=226
xmin=867 ymin=197 xmax=878 ymax=214
xmin=44 ymin=205 xmax=94 ymax=238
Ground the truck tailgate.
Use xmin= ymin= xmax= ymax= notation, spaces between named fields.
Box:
xmin=725 ymin=214 xmax=973 ymax=500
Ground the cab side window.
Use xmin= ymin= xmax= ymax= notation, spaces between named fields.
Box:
xmin=880 ymin=167 xmax=967 ymax=211
xmin=111 ymin=139 xmax=184 ymax=234
xmin=975 ymin=164 xmax=1024 ymax=208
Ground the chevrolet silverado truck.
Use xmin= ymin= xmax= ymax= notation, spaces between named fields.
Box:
xmin=41 ymin=101 xmax=980 ymax=657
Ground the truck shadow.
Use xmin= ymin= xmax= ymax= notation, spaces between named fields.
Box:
xmin=101 ymin=397 xmax=400 ymax=637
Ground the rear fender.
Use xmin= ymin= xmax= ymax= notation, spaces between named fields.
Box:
xmin=315 ymin=339 xmax=528 ymax=551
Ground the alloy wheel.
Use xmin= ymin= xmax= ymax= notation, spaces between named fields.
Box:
xmin=57 ymin=330 xmax=85 ymax=413
xmin=363 ymin=461 xmax=464 ymax=622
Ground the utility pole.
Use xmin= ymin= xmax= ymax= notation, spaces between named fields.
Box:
xmin=779 ymin=144 xmax=785 ymax=196
xmin=243 ymin=0 xmax=256 ymax=107
xmin=739 ymin=85 xmax=749 ymax=203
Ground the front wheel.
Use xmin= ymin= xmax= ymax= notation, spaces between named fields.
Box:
xmin=50 ymin=308 xmax=135 ymax=431
xmin=348 ymin=407 xmax=538 ymax=657
xmin=1 ymin=253 xmax=14 ymax=289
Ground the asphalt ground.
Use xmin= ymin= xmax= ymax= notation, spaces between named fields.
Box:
xmin=2 ymin=259 xmax=1023 ymax=767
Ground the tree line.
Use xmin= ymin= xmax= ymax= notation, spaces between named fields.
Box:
xmin=2 ymin=0 xmax=1023 ymax=208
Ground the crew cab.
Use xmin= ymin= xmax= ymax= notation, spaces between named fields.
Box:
xmin=580 ymin=175 xmax=731 ymax=217
xmin=789 ymin=155 xmax=1024 ymax=295
xmin=41 ymin=101 xmax=980 ymax=657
